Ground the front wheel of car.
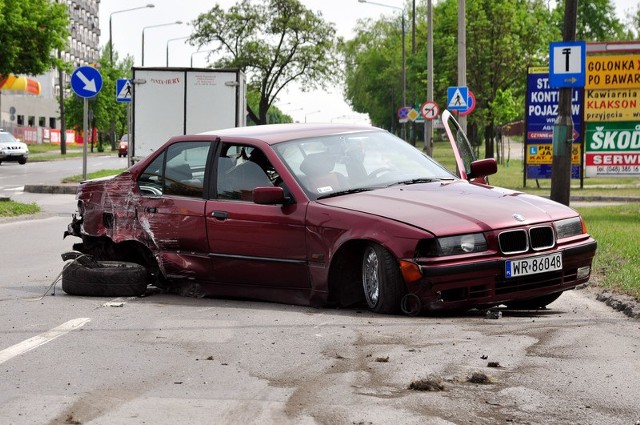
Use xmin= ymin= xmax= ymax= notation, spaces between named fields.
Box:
xmin=362 ymin=244 xmax=406 ymax=314
xmin=505 ymin=292 xmax=562 ymax=310
xmin=62 ymin=260 xmax=148 ymax=297
xmin=18 ymin=158 xmax=27 ymax=165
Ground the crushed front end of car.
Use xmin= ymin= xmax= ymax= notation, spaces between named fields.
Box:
xmin=397 ymin=215 xmax=597 ymax=315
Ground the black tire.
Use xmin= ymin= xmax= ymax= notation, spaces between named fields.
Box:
xmin=62 ymin=260 xmax=148 ymax=297
xmin=18 ymin=158 xmax=27 ymax=165
xmin=505 ymin=292 xmax=562 ymax=310
xmin=362 ymin=244 xmax=406 ymax=314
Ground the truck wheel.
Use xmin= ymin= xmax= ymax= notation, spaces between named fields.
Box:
xmin=62 ymin=260 xmax=148 ymax=297
xmin=505 ymin=292 xmax=562 ymax=310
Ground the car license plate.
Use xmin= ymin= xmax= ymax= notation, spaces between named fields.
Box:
xmin=505 ymin=253 xmax=562 ymax=278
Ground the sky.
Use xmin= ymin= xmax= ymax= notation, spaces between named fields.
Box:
xmin=98 ymin=0 xmax=633 ymax=125
xmin=99 ymin=0 xmax=388 ymax=124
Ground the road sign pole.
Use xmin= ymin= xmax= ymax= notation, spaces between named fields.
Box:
xmin=83 ymin=98 xmax=88 ymax=181
xmin=550 ymin=0 xmax=578 ymax=206
xmin=127 ymin=102 xmax=132 ymax=166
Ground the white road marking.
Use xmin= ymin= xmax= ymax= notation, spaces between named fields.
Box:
xmin=0 ymin=318 xmax=91 ymax=365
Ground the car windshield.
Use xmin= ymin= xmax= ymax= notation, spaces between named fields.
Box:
xmin=0 ymin=133 xmax=18 ymax=143
xmin=273 ymin=129 xmax=457 ymax=200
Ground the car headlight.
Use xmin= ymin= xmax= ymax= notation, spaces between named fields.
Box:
xmin=554 ymin=216 xmax=585 ymax=239
xmin=436 ymin=233 xmax=487 ymax=256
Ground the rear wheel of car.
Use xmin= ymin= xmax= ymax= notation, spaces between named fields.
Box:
xmin=18 ymin=158 xmax=26 ymax=165
xmin=505 ymin=292 xmax=562 ymax=310
xmin=362 ymin=244 xmax=406 ymax=314
xmin=62 ymin=260 xmax=148 ymax=297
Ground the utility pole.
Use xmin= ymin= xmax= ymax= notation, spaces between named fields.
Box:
xmin=410 ymin=0 xmax=417 ymax=146
xmin=57 ymin=49 xmax=66 ymax=155
xmin=424 ymin=0 xmax=434 ymax=156
xmin=457 ymin=0 xmax=467 ymax=134
xmin=550 ymin=0 xmax=578 ymax=206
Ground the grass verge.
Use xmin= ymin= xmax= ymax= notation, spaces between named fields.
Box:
xmin=576 ymin=203 xmax=640 ymax=300
xmin=27 ymin=144 xmax=116 ymax=162
xmin=0 ymin=199 xmax=40 ymax=216
xmin=62 ymin=169 xmax=126 ymax=183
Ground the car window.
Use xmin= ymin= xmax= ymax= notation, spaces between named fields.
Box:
xmin=137 ymin=141 xmax=211 ymax=197
xmin=274 ymin=130 xmax=456 ymax=200
xmin=0 ymin=133 xmax=18 ymax=143
xmin=216 ymin=144 xmax=279 ymax=201
xmin=441 ymin=111 xmax=478 ymax=178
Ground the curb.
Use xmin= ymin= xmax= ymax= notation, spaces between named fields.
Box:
xmin=596 ymin=290 xmax=640 ymax=320
xmin=23 ymin=184 xmax=79 ymax=195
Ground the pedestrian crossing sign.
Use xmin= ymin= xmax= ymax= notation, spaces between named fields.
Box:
xmin=116 ymin=79 xmax=132 ymax=103
xmin=447 ymin=86 xmax=468 ymax=111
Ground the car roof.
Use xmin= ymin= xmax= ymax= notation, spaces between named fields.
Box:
xmin=197 ymin=123 xmax=377 ymax=145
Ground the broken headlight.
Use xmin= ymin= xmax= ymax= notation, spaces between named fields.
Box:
xmin=418 ymin=233 xmax=488 ymax=257
xmin=554 ymin=216 xmax=585 ymax=239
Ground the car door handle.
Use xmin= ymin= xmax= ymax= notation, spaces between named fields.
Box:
xmin=212 ymin=211 xmax=228 ymax=220
xmin=145 ymin=207 xmax=157 ymax=213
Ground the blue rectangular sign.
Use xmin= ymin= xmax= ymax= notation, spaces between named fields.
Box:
xmin=526 ymin=68 xmax=583 ymax=179
xmin=549 ymin=41 xmax=586 ymax=88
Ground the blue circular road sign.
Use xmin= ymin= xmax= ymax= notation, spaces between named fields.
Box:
xmin=71 ymin=66 xmax=103 ymax=98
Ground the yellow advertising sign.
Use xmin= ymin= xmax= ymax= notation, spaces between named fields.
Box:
xmin=585 ymin=89 xmax=640 ymax=122
xmin=586 ymin=54 xmax=640 ymax=89
xmin=527 ymin=144 xmax=581 ymax=165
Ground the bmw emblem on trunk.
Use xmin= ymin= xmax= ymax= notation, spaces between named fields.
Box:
xmin=513 ymin=213 xmax=526 ymax=222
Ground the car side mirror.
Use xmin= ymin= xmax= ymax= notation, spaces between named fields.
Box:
xmin=253 ymin=186 xmax=287 ymax=205
xmin=468 ymin=158 xmax=497 ymax=180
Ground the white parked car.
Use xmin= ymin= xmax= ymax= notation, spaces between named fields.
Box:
xmin=0 ymin=131 xmax=29 ymax=165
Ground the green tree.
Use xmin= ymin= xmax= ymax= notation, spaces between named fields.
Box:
xmin=0 ymin=0 xmax=69 ymax=76
xmin=189 ymin=0 xmax=340 ymax=125
xmin=554 ymin=0 xmax=626 ymax=41
xmin=627 ymin=4 xmax=640 ymax=39
xmin=246 ymin=89 xmax=293 ymax=125
xmin=342 ymin=17 xmax=405 ymax=135
xmin=343 ymin=0 xmax=628 ymax=158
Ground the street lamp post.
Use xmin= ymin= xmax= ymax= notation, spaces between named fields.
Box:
xmin=142 ymin=21 xmax=183 ymax=66
xmin=190 ymin=49 xmax=216 ymax=67
xmin=166 ymin=36 xmax=190 ymax=67
xmin=110 ymin=4 xmax=155 ymax=65
xmin=305 ymin=110 xmax=321 ymax=123
xmin=108 ymin=4 xmax=154 ymax=151
xmin=358 ymin=0 xmax=406 ymax=140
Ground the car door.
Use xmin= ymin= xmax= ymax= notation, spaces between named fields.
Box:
xmin=204 ymin=142 xmax=310 ymax=289
xmin=441 ymin=109 xmax=496 ymax=183
xmin=135 ymin=140 xmax=213 ymax=281
xmin=441 ymin=109 xmax=477 ymax=180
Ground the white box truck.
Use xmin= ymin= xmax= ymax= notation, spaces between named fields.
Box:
xmin=130 ymin=67 xmax=246 ymax=161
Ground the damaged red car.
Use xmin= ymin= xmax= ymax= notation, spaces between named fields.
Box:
xmin=64 ymin=110 xmax=597 ymax=315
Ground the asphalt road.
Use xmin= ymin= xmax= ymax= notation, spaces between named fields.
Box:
xmin=0 ymin=215 xmax=639 ymax=425
xmin=0 ymin=154 xmax=639 ymax=424
xmin=0 ymin=153 xmax=126 ymax=198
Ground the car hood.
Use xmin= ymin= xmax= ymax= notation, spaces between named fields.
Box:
xmin=317 ymin=181 xmax=577 ymax=236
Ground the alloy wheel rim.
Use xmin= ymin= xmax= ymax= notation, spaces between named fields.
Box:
xmin=363 ymin=247 xmax=380 ymax=307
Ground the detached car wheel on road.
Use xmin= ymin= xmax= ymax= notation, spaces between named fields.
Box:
xmin=62 ymin=259 xmax=148 ymax=297
xmin=0 ymin=131 xmax=29 ymax=165
xmin=63 ymin=110 xmax=597 ymax=315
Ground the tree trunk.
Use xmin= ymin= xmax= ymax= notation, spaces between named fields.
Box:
xmin=485 ymin=122 xmax=495 ymax=159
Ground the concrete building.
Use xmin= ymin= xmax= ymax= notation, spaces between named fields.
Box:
xmin=0 ymin=0 xmax=101 ymax=141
